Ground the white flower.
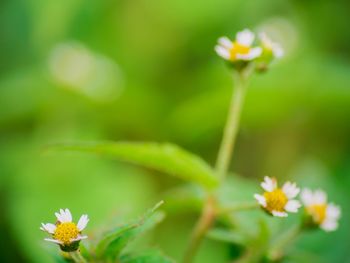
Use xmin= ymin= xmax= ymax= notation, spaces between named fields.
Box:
xmin=215 ymin=29 xmax=262 ymax=62
xmin=254 ymin=176 xmax=301 ymax=217
xmin=40 ymin=208 xmax=89 ymax=250
xmin=301 ymin=188 xmax=341 ymax=232
xmin=259 ymin=32 xmax=284 ymax=58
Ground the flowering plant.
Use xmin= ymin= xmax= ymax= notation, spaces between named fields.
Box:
xmin=44 ymin=28 xmax=341 ymax=263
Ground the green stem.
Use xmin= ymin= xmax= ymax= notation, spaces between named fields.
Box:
xmin=69 ymin=250 xmax=87 ymax=263
xmin=182 ymin=195 xmax=216 ymax=263
xmin=182 ymin=69 xmax=251 ymax=263
xmin=216 ymin=70 xmax=248 ymax=180
xmin=268 ymin=224 xmax=302 ymax=261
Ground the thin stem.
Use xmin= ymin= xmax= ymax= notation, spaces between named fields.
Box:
xmin=69 ymin=250 xmax=87 ymax=263
xmin=215 ymin=71 xmax=248 ymax=180
xmin=182 ymin=69 xmax=251 ymax=263
xmin=268 ymin=224 xmax=302 ymax=261
xmin=182 ymin=195 xmax=216 ymax=263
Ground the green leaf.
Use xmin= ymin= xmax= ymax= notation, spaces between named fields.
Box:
xmin=105 ymin=212 xmax=165 ymax=259
xmin=95 ymin=201 xmax=165 ymax=260
xmin=95 ymin=224 xmax=137 ymax=258
xmin=47 ymin=141 xmax=218 ymax=189
xmin=163 ymin=184 xmax=205 ymax=214
xmin=119 ymin=249 xmax=175 ymax=263
xmin=235 ymin=220 xmax=270 ymax=263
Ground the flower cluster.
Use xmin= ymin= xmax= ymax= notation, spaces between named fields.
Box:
xmin=254 ymin=176 xmax=341 ymax=232
xmin=301 ymin=188 xmax=341 ymax=232
xmin=215 ymin=29 xmax=283 ymax=71
xmin=40 ymin=209 xmax=89 ymax=251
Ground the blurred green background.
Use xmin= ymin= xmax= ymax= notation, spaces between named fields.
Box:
xmin=1 ymin=0 xmax=349 ymax=262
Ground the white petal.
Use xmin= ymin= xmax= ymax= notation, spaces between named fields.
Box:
xmin=218 ymin=37 xmax=233 ymax=49
xmin=259 ymin=32 xmax=283 ymax=58
xmin=314 ymin=189 xmax=327 ymax=204
xmin=326 ymin=204 xmax=341 ymax=220
xmin=40 ymin=223 xmax=57 ymax=234
xmin=60 ymin=209 xmax=66 ymax=219
xmin=236 ymin=47 xmax=262 ymax=60
xmin=64 ymin=208 xmax=72 ymax=222
xmin=250 ymin=47 xmax=263 ymax=57
xmin=272 ymin=211 xmax=288 ymax=217
xmin=61 ymin=208 xmax=69 ymax=222
xmin=71 ymin=235 xmax=88 ymax=242
xmin=236 ymin=29 xmax=255 ymax=46
xmin=272 ymin=44 xmax=284 ymax=58
xmin=320 ymin=219 xmax=338 ymax=232
xmin=56 ymin=208 xmax=72 ymax=223
xmin=55 ymin=210 xmax=64 ymax=222
xmin=40 ymin=223 xmax=47 ymax=232
xmin=77 ymin=214 xmax=89 ymax=231
xmin=215 ymin=45 xmax=230 ymax=60
xmin=284 ymin=200 xmax=301 ymax=213
xmin=301 ymin=188 xmax=314 ymax=206
xmin=259 ymin=32 xmax=271 ymax=45
xmin=261 ymin=176 xmax=277 ymax=192
xmin=44 ymin=238 xmax=62 ymax=244
xmin=254 ymin=194 xmax=267 ymax=207
xmin=282 ymin=181 xmax=300 ymax=199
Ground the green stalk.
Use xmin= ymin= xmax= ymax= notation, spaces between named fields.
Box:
xmin=268 ymin=224 xmax=302 ymax=261
xmin=69 ymin=250 xmax=87 ymax=263
xmin=182 ymin=69 xmax=251 ymax=263
xmin=182 ymin=195 xmax=216 ymax=263
xmin=215 ymin=70 xmax=248 ymax=180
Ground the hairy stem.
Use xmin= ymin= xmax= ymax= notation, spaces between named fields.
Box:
xmin=268 ymin=224 xmax=302 ymax=261
xmin=182 ymin=69 xmax=250 ymax=263
xmin=216 ymin=71 xmax=248 ymax=180
xmin=183 ymin=195 xmax=216 ymax=263
xmin=69 ymin=250 xmax=87 ymax=263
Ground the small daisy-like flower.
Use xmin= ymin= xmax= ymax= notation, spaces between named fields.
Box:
xmin=301 ymin=188 xmax=341 ymax=232
xmin=255 ymin=32 xmax=283 ymax=72
xmin=254 ymin=176 xmax=301 ymax=217
xmin=259 ymin=32 xmax=284 ymax=59
xmin=215 ymin=29 xmax=262 ymax=62
xmin=40 ymin=208 xmax=89 ymax=251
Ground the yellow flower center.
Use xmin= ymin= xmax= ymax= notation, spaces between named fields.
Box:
xmin=53 ymin=222 xmax=79 ymax=244
xmin=264 ymin=189 xmax=288 ymax=212
xmin=307 ymin=204 xmax=327 ymax=224
xmin=230 ymin=42 xmax=250 ymax=60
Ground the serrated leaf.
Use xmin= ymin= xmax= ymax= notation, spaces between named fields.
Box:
xmin=95 ymin=224 xmax=137 ymax=258
xmin=105 ymin=212 xmax=165 ymax=259
xmin=95 ymin=201 xmax=165 ymax=260
xmin=119 ymin=249 xmax=175 ymax=263
xmin=47 ymin=141 xmax=218 ymax=189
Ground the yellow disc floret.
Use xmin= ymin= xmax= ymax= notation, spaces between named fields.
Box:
xmin=53 ymin=222 xmax=79 ymax=245
xmin=307 ymin=204 xmax=327 ymax=224
xmin=264 ymin=189 xmax=288 ymax=212
xmin=230 ymin=42 xmax=250 ymax=60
